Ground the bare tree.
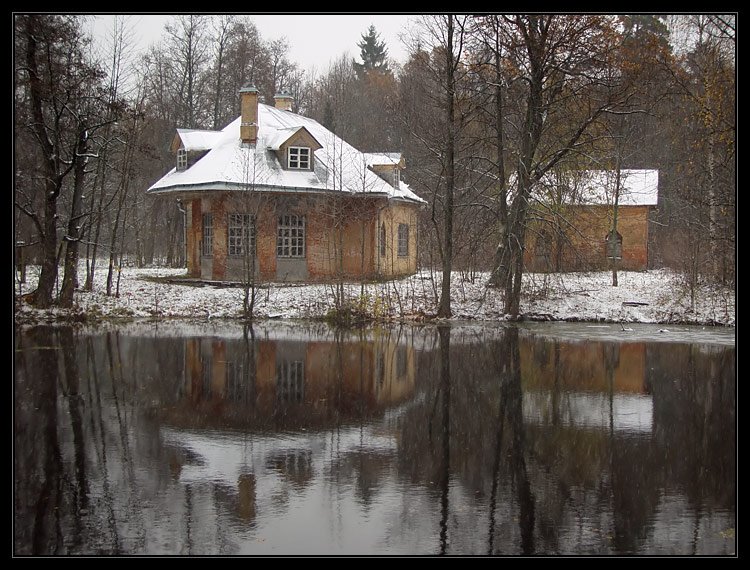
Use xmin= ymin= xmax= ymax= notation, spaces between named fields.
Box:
xmin=485 ymin=15 xmax=627 ymax=316
xmin=402 ymin=15 xmax=471 ymax=318
xmin=164 ymin=15 xmax=210 ymax=129
xmin=209 ymin=15 xmax=234 ymax=130
xmin=15 ymin=14 xmax=119 ymax=307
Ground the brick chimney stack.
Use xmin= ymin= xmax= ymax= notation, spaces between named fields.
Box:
xmin=239 ymin=84 xmax=259 ymax=144
xmin=273 ymin=90 xmax=294 ymax=112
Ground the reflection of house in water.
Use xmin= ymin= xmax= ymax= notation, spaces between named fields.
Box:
xmin=521 ymin=337 xmax=653 ymax=434
xmin=157 ymin=323 xmax=418 ymax=539
xmin=167 ymin=323 xmax=417 ymax=431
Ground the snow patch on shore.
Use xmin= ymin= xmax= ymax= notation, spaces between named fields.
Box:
xmin=14 ymin=264 xmax=735 ymax=326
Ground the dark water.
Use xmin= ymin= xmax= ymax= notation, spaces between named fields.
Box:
xmin=14 ymin=321 xmax=735 ymax=556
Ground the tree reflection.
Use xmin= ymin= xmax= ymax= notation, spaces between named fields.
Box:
xmin=437 ymin=326 xmax=450 ymax=555
xmin=28 ymin=327 xmax=64 ymax=554
xmin=13 ymin=323 xmax=735 ymax=555
xmin=60 ymin=327 xmax=88 ymax=551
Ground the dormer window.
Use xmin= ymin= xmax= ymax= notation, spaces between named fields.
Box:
xmin=288 ymin=146 xmax=310 ymax=170
xmin=393 ymin=168 xmax=400 ymax=189
xmin=177 ymin=148 xmax=187 ymax=171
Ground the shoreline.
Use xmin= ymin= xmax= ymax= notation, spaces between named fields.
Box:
xmin=13 ymin=265 xmax=736 ymax=328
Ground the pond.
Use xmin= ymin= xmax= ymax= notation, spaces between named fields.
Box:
xmin=14 ymin=321 xmax=735 ymax=556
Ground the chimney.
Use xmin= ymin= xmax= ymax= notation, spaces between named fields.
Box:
xmin=239 ymin=84 xmax=259 ymax=144
xmin=273 ymin=90 xmax=294 ymax=112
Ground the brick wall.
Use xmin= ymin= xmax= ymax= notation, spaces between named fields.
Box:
xmin=190 ymin=191 xmax=420 ymax=282
xmin=524 ymin=205 xmax=651 ymax=272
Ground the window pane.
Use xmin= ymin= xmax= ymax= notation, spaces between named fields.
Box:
xmin=277 ymin=214 xmax=305 ymax=258
xmin=288 ymin=147 xmax=311 ymax=170
xmin=177 ymin=149 xmax=187 ymax=170
xmin=228 ymin=214 xmax=254 ymax=256
xmin=398 ymin=224 xmax=409 ymax=257
xmin=202 ymin=213 xmax=213 ymax=256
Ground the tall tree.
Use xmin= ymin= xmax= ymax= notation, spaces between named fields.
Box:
xmin=15 ymin=14 xmax=117 ymax=307
xmin=164 ymin=15 xmax=210 ymax=128
xmin=401 ymin=15 xmax=472 ymax=318
xmin=353 ymin=25 xmax=390 ymax=79
xmin=485 ymin=15 xmax=627 ymax=316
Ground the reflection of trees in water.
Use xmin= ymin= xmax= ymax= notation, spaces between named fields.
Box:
xmin=14 ymin=327 xmax=192 ymax=554
xmin=16 ymin=327 xmax=64 ymax=554
xmin=332 ymin=450 xmax=395 ymax=510
xmin=648 ymin=343 xmax=736 ymax=554
xmin=14 ymin=325 xmax=735 ymax=555
xmin=399 ymin=326 xmax=535 ymax=555
xmin=399 ymin=330 xmax=734 ymax=555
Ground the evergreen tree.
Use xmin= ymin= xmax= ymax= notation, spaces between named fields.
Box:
xmin=353 ymin=25 xmax=390 ymax=78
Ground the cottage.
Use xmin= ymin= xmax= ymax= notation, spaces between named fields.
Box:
xmin=148 ymin=87 xmax=425 ymax=282
xmin=523 ymin=169 xmax=659 ymax=272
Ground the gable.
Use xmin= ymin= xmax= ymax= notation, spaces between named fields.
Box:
xmin=170 ymin=129 xmax=223 ymax=153
xmin=278 ymin=128 xmax=322 ymax=153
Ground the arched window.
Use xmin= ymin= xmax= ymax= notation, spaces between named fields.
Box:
xmin=380 ymin=223 xmax=386 ymax=257
xmin=397 ymin=224 xmax=409 ymax=257
xmin=606 ymin=230 xmax=622 ymax=260
xmin=535 ymin=228 xmax=553 ymax=270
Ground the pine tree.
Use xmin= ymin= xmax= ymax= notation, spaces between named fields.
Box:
xmin=353 ymin=25 xmax=390 ymax=78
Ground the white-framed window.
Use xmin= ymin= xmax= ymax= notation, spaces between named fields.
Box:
xmin=393 ymin=167 xmax=400 ymax=189
xmin=202 ymin=213 xmax=213 ymax=256
xmin=397 ymin=223 xmax=409 ymax=257
xmin=228 ymin=213 xmax=255 ymax=256
xmin=177 ymin=148 xmax=187 ymax=170
xmin=288 ymin=146 xmax=310 ymax=170
xmin=277 ymin=360 xmax=304 ymax=403
xmin=277 ymin=214 xmax=305 ymax=258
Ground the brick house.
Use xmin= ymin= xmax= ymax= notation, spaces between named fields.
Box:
xmin=147 ymin=86 xmax=425 ymax=282
xmin=523 ymin=169 xmax=658 ymax=272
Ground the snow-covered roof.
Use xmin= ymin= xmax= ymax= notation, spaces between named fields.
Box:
xmin=535 ymin=169 xmax=658 ymax=206
xmin=149 ymin=105 xmax=425 ymax=204
xmin=176 ymin=128 xmax=223 ymax=151
xmin=263 ymin=126 xmax=319 ymax=151
xmin=364 ymin=152 xmax=403 ymax=167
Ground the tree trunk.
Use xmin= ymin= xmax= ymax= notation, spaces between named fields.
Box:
xmin=144 ymin=202 xmax=158 ymax=265
xmin=59 ymin=129 xmax=89 ymax=307
xmin=24 ymin=15 xmax=61 ymax=308
xmin=503 ymin=75 xmax=543 ymax=317
xmin=437 ymin=16 xmax=456 ymax=319
xmin=610 ymin=164 xmax=622 ymax=287
xmin=488 ymin=17 xmax=508 ymax=291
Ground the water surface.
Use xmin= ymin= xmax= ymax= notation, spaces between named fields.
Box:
xmin=14 ymin=321 xmax=735 ymax=555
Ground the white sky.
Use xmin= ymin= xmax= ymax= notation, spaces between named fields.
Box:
xmin=89 ymin=13 xmax=416 ymax=72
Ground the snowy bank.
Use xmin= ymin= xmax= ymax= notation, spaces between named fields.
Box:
xmin=13 ymin=264 xmax=735 ymax=326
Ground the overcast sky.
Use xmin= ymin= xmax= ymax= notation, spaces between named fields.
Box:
xmin=89 ymin=14 xmax=416 ymax=72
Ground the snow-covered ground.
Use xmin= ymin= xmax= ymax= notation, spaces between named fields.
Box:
xmin=13 ymin=264 xmax=735 ymax=326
